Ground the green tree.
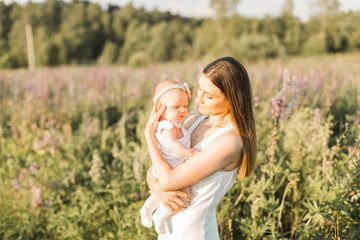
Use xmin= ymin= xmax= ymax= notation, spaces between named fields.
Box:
xmin=170 ymin=21 xmax=194 ymax=60
xmin=86 ymin=2 xmax=106 ymax=58
xmin=281 ymin=0 xmax=294 ymax=17
xmin=59 ymin=1 xmax=97 ymax=63
xmin=7 ymin=3 xmax=27 ymax=67
xmin=42 ymin=0 xmax=64 ymax=34
xmin=230 ymin=34 xmax=284 ymax=61
xmin=0 ymin=2 xmax=13 ymax=67
xmin=119 ymin=20 xmax=150 ymax=65
xmin=210 ymin=0 xmax=240 ymax=19
xmin=277 ymin=0 xmax=305 ymax=55
xmin=193 ymin=18 xmax=219 ymax=58
xmin=209 ymin=0 xmax=240 ymax=47
xmin=147 ymin=21 xmax=172 ymax=62
xmin=97 ymin=40 xmax=119 ymax=65
xmin=311 ymin=0 xmax=340 ymax=32
xmin=303 ymin=32 xmax=327 ymax=55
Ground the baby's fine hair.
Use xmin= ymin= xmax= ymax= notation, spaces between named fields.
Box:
xmin=154 ymin=80 xmax=185 ymax=106
xmin=154 ymin=80 xmax=179 ymax=96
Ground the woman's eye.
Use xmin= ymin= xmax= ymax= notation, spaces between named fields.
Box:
xmin=206 ymin=95 xmax=213 ymax=99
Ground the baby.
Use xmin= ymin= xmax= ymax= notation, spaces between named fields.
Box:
xmin=140 ymin=80 xmax=198 ymax=234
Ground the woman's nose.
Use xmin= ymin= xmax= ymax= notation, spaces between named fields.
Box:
xmin=195 ymin=93 xmax=203 ymax=103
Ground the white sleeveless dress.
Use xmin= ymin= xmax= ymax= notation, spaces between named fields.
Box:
xmin=158 ymin=115 xmax=239 ymax=240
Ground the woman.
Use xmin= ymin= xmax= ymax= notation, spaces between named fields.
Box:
xmin=145 ymin=57 xmax=256 ymax=239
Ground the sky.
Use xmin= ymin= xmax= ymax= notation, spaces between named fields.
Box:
xmin=4 ymin=0 xmax=360 ymax=22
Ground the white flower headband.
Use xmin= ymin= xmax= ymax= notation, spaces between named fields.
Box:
xmin=153 ymin=83 xmax=191 ymax=104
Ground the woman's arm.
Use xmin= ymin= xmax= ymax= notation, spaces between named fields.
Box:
xmin=145 ymin=106 xmax=242 ymax=191
xmin=146 ymin=168 xmax=192 ymax=212
xmin=147 ymin=131 xmax=242 ymax=191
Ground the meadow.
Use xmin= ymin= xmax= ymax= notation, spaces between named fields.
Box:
xmin=0 ymin=54 xmax=359 ymax=239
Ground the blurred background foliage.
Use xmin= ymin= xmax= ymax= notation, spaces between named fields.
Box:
xmin=1 ymin=0 xmax=360 ymax=239
xmin=0 ymin=53 xmax=359 ymax=239
xmin=0 ymin=0 xmax=360 ymax=68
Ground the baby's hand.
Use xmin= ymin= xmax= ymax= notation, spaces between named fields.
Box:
xmin=190 ymin=149 xmax=200 ymax=156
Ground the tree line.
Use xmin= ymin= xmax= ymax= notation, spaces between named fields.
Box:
xmin=0 ymin=0 xmax=359 ymax=68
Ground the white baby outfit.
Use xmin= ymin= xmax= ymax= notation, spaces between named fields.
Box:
xmin=141 ymin=120 xmax=191 ymax=233
xmin=158 ymin=115 xmax=239 ymax=240
xmin=152 ymin=120 xmax=191 ymax=176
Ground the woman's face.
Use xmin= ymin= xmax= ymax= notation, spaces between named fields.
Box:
xmin=196 ymin=74 xmax=230 ymax=116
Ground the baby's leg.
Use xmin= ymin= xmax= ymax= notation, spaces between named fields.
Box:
xmin=153 ymin=186 xmax=191 ymax=234
xmin=140 ymin=194 xmax=161 ymax=228
xmin=152 ymin=203 xmax=174 ymax=234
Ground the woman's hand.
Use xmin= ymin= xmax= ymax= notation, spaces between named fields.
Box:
xmin=145 ymin=105 xmax=166 ymax=139
xmin=147 ymin=168 xmax=193 ymax=212
xmin=157 ymin=188 xmax=192 ymax=212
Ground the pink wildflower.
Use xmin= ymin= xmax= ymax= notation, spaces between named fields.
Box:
xmin=35 ymin=131 xmax=51 ymax=147
xmin=19 ymin=169 xmax=28 ymax=180
xmin=31 ymin=186 xmax=43 ymax=207
xmin=254 ymin=96 xmax=260 ymax=107
xmin=29 ymin=162 xmax=39 ymax=174
xmin=12 ymin=179 xmax=20 ymax=190
xmin=314 ymin=108 xmax=321 ymax=124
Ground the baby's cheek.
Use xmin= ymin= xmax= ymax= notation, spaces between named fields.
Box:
xmin=164 ymin=109 xmax=173 ymax=118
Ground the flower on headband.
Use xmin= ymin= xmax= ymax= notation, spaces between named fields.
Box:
xmin=153 ymin=82 xmax=191 ymax=104
xmin=184 ymin=83 xmax=191 ymax=98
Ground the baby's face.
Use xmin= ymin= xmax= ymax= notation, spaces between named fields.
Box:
xmin=160 ymin=90 xmax=188 ymax=122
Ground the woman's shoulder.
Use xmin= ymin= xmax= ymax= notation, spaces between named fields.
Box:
xmin=215 ymin=131 xmax=243 ymax=170
xmin=211 ymin=130 xmax=243 ymax=155
xmin=182 ymin=114 xmax=203 ymax=129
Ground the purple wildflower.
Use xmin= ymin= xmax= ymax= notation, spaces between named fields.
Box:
xmin=271 ymin=98 xmax=281 ymax=118
xmin=283 ymin=75 xmax=299 ymax=119
xmin=29 ymin=162 xmax=39 ymax=174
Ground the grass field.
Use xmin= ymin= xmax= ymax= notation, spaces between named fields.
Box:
xmin=0 ymin=54 xmax=359 ymax=239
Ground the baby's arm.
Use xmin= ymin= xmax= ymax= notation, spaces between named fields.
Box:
xmin=161 ymin=128 xmax=198 ymax=157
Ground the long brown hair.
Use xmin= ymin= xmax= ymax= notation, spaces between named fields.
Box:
xmin=202 ymin=57 xmax=256 ymax=179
